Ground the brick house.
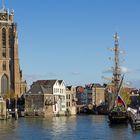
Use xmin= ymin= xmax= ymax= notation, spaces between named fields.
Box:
xmin=25 ymin=82 xmax=54 ymax=117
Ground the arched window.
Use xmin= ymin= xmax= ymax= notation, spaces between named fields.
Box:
xmin=3 ymin=61 xmax=6 ymax=71
xmin=2 ymin=48 xmax=6 ymax=58
xmin=2 ymin=28 xmax=6 ymax=47
xmin=1 ymin=74 xmax=9 ymax=95
xmin=9 ymin=28 xmax=13 ymax=47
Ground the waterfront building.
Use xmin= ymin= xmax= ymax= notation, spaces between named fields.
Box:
xmin=52 ymin=80 xmax=66 ymax=115
xmin=92 ymin=84 xmax=105 ymax=106
xmin=0 ymin=3 xmax=26 ymax=97
xmin=76 ymin=86 xmax=86 ymax=105
xmin=25 ymin=82 xmax=54 ymax=117
xmin=25 ymin=80 xmax=67 ymax=116
xmin=66 ymin=86 xmax=77 ymax=115
xmin=84 ymin=85 xmax=94 ymax=105
xmin=76 ymin=84 xmax=105 ymax=107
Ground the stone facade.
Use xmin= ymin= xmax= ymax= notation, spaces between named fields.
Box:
xmin=0 ymin=7 xmax=26 ymax=97
xmin=66 ymin=86 xmax=77 ymax=115
xmin=25 ymin=82 xmax=54 ymax=117
xmin=93 ymin=86 xmax=105 ymax=106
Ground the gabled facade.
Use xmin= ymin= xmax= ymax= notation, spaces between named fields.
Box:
xmin=25 ymin=82 xmax=54 ymax=117
xmin=66 ymin=86 xmax=77 ymax=115
xmin=53 ymin=80 xmax=66 ymax=115
xmin=29 ymin=80 xmax=67 ymax=116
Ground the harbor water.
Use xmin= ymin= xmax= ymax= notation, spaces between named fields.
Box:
xmin=0 ymin=115 xmax=140 ymax=140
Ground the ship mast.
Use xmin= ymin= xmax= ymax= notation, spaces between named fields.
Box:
xmin=113 ymin=32 xmax=121 ymax=101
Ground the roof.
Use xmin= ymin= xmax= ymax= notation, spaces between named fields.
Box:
xmin=85 ymin=83 xmax=105 ymax=89
xmin=26 ymin=82 xmax=53 ymax=95
xmin=26 ymin=79 xmax=65 ymax=95
xmin=66 ymin=86 xmax=73 ymax=90
xmin=58 ymin=80 xmax=63 ymax=84
xmin=36 ymin=80 xmax=57 ymax=86
xmin=36 ymin=79 xmax=65 ymax=86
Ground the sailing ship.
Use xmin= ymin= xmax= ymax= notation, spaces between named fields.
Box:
xmin=107 ymin=33 xmax=128 ymax=123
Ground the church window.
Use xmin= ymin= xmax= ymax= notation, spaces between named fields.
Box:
xmin=2 ymin=48 xmax=6 ymax=58
xmin=3 ymin=61 xmax=6 ymax=71
xmin=1 ymin=74 xmax=8 ymax=95
xmin=9 ymin=28 xmax=13 ymax=47
xmin=2 ymin=28 xmax=6 ymax=47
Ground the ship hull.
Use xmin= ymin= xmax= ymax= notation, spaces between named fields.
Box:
xmin=108 ymin=111 xmax=128 ymax=123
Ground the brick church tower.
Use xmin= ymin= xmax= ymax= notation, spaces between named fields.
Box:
xmin=0 ymin=2 xmax=27 ymax=97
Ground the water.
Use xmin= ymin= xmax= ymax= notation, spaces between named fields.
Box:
xmin=0 ymin=115 xmax=140 ymax=140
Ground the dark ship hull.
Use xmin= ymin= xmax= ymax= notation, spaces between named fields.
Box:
xmin=108 ymin=95 xmax=128 ymax=124
xmin=108 ymin=107 xmax=128 ymax=123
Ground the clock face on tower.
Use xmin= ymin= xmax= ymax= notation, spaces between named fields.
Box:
xmin=0 ymin=14 xmax=7 ymax=21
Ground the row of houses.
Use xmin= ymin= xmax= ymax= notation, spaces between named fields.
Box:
xmin=1 ymin=79 xmax=136 ymax=118
xmin=24 ymin=80 xmax=106 ymax=117
xmin=25 ymin=80 xmax=77 ymax=117
xmin=76 ymin=84 xmax=105 ymax=107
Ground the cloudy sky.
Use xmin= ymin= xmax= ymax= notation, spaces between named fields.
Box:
xmin=4 ymin=0 xmax=140 ymax=87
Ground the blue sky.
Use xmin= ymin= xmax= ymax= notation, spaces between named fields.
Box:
xmin=4 ymin=0 xmax=140 ymax=87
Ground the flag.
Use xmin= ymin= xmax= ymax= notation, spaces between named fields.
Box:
xmin=117 ymin=95 xmax=126 ymax=107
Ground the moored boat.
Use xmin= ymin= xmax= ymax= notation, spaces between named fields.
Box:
xmin=106 ymin=33 xmax=128 ymax=124
xmin=108 ymin=95 xmax=128 ymax=123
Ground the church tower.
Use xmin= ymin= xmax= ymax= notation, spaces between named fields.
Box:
xmin=0 ymin=2 xmax=26 ymax=97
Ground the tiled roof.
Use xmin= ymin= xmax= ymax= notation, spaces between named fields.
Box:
xmin=26 ymin=83 xmax=43 ymax=95
xmin=26 ymin=82 xmax=53 ymax=95
xmin=36 ymin=80 xmax=57 ymax=86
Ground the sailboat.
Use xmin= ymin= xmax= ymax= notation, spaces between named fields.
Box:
xmin=107 ymin=33 xmax=128 ymax=123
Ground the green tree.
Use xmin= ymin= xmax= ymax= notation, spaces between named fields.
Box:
xmin=3 ymin=89 xmax=16 ymax=100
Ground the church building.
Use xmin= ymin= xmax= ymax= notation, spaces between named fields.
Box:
xmin=0 ymin=3 xmax=27 ymax=97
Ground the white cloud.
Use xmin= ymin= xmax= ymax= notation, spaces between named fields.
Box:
xmin=71 ymin=72 xmax=80 ymax=76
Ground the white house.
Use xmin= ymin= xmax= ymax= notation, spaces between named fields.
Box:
xmin=53 ymin=80 xmax=66 ymax=115
xmin=30 ymin=80 xmax=67 ymax=116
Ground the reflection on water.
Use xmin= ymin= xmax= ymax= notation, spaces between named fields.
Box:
xmin=0 ymin=116 xmax=140 ymax=140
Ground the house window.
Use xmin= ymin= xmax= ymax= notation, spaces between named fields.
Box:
xmin=2 ymin=28 xmax=6 ymax=47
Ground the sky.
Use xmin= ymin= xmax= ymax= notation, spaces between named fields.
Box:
xmin=3 ymin=0 xmax=140 ymax=87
